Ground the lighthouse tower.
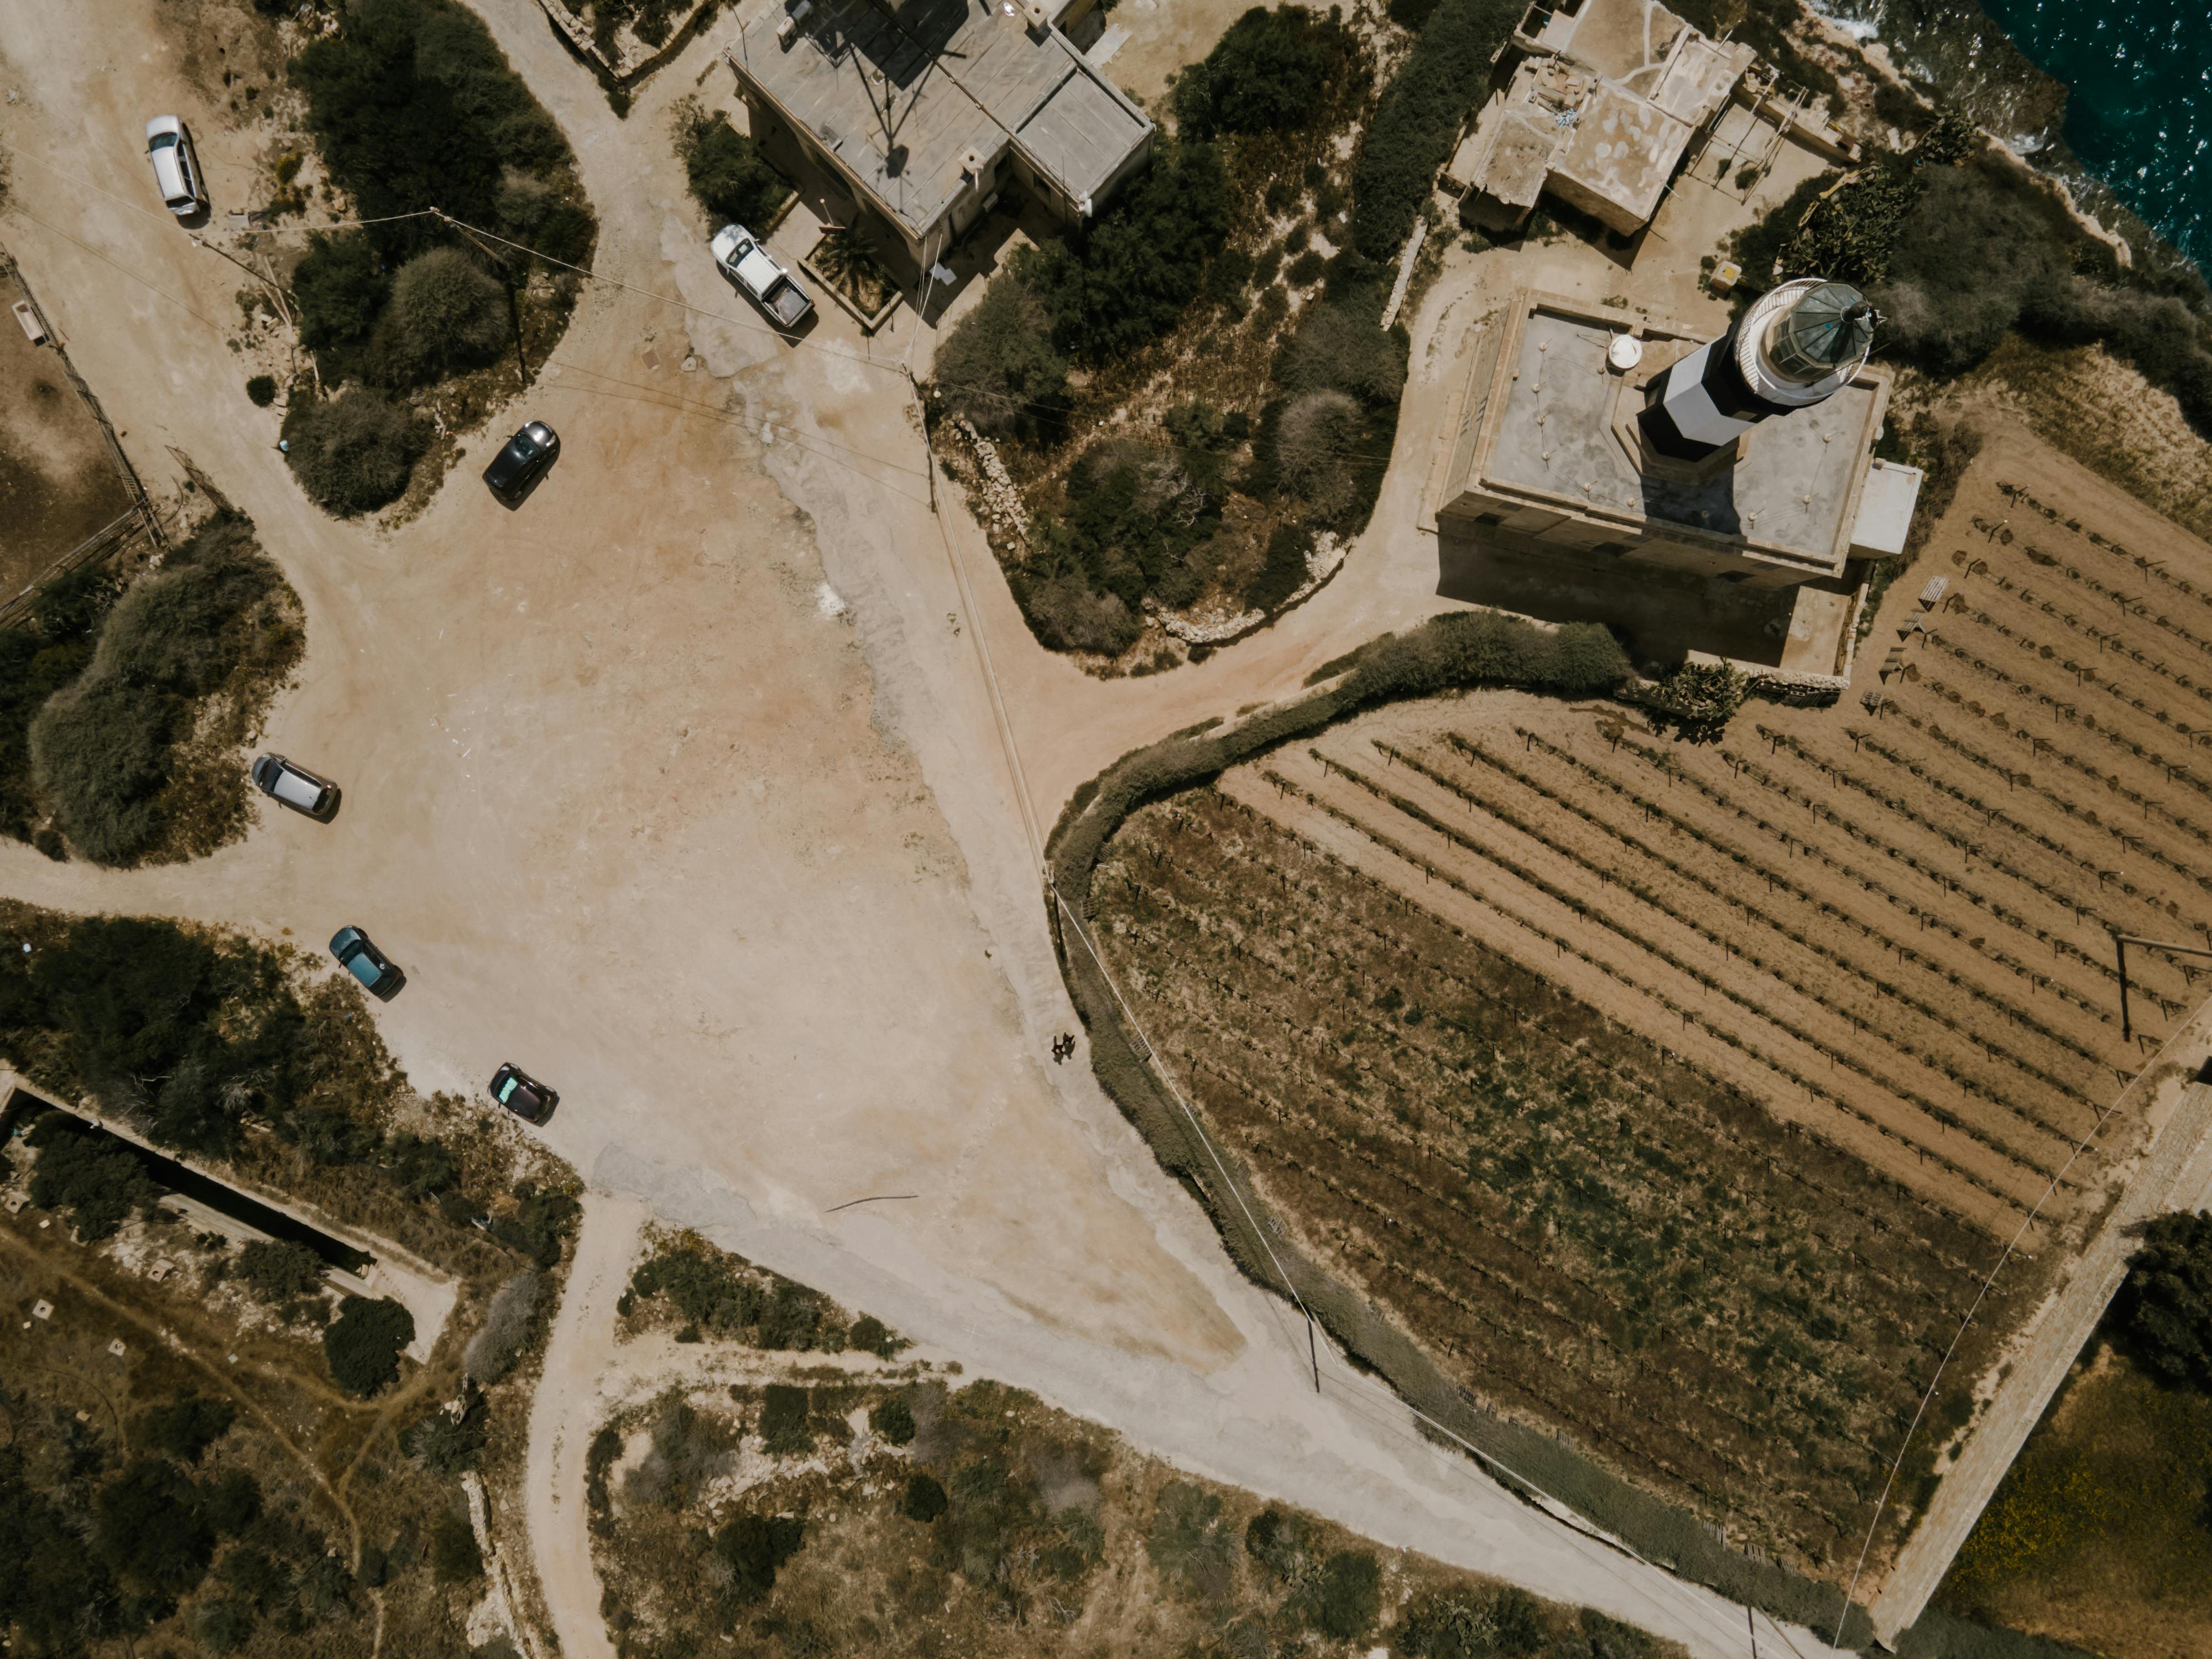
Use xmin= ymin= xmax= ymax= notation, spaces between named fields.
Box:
xmin=1636 ymin=278 xmax=1879 ymax=463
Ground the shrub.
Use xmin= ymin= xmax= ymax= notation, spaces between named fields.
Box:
xmin=135 ymin=1394 xmax=238 ymax=1464
xmin=191 ymin=1596 xmax=256 ymax=1654
xmin=290 ymin=0 xmax=577 ymax=262
xmin=1296 ymin=1548 xmax=1381 ymax=1640
xmin=1636 ymin=661 xmax=1748 ymax=744
xmin=1022 ymin=140 xmax=1232 ymax=363
xmin=1397 ymin=1585 xmax=1550 ymax=1657
xmin=1146 ymin=1480 xmax=1233 ymax=1600
xmin=1344 ymin=611 xmax=1630 ymax=704
xmin=758 ymin=1384 xmax=813 ymax=1453
xmin=868 ymin=1395 xmax=916 ymax=1446
xmin=324 ymin=1295 xmax=415 ymax=1396
xmin=1018 ymin=573 xmax=1142 ymax=656
xmin=715 ymin=1512 xmax=805 ymax=1603
xmin=898 ymin=1472 xmax=948 ymax=1522
xmin=848 ymin=1313 xmax=888 ymax=1355
xmin=430 ymin=1512 xmax=483 ymax=1583
xmin=405 ymin=1396 xmax=488 ymax=1472
xmin=27 ymin=517 xmax=295 ymax=865
xmin=464 ymin=1268 xmax=542 ymax=1383
xmin=284 ymin=387 xmax=427 ymax=516
xmin=245 ymin=374 xmax=278 ymax=406
xmin=0 ymin=564 xmax=117 ymax=844
xmin=2115 ymin=1211 xmax=2212 ymax=1391
xmin=1172 ymin=7 xmax=1363 ymax=138
xmin=95 ymin=1459 xmax=216 ymax=1598
xmin=291 ymin=231 xmax=388 ymax=361
xmin=1271 ymin=388 xmax=1364 ymax=521
xmin=379 ymin=247 xmax=509 ymax=382
xmin=928 ymin=272 xmax=1071 ymax=442
xmin=24 ymin=1114 xmax=156 ymax=1240
xmin=1245 ymin=1504 xmax=1312 ymax=1582
xmin=1351 ymin=0 xmax=1524 ymax=258
xmin=237 ymin=1239 xmax=325 ymax=1304
xmin=675 ymin=97 xmax=791 ymax=229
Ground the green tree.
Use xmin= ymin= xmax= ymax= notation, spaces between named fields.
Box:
xmin=675 ymin=98 xmax=791 ymax=229
xmin=380 ymin=247 xmax=509 ymax=382
xmin=430 ymin=1512 xmax=483 ymax=1583
xmin=868 ymin=1394 xmax=916 ymax=1446
xmin=928 ymin=270 xmax=1071 ymax=442
xmin=713 ymin=1512 xmax=805 ymax=1603
xmin=1350 ymin=0 xmax=1524 ymax=258
xmin=1022 ymin=140 xmax=1232 ymax=363
xmin=284 ymin=387 xmax=427 ymax=517
xmin=324 ymin=1296 xmax=415 ymax=1397
xmin=237 ymin=1239 xmax=325 ymax=1305
xmin=1173 ymin=6 xmax=1361 ymax=138
xmin=95 ymin=1459 xmax=216 ymax=1600
xmin=24 ymin=1113 xmax=156 ymax=1239
xmin=898 ymin=1472 xmax=948 ymax=1522
xmin=135 ymin=1393 xmax=238 ymax=1464
xmin=292 ymin=231 xmax=389 ymax=360
xmin=2116 ymin=1211 xmax=2212 ymax=1390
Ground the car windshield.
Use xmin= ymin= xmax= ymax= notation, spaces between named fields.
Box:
xmin=346 ymin=953 xmax=382 ymax=988
xmin=149 ymin=133 xmax=178 ymax=150
xmin=497 ymin=1076 xmax=518 ymax=1103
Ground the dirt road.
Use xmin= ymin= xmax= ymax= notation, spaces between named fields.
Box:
xmin=0 ymin=3 xmax=1851 ymax=1653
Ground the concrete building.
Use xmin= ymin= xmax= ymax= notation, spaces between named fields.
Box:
xmin=1437 ymin=289 xmax=1923 ymax=591
xmin=727 ymin=0 xmax=1152 ymax=275
xmin=1446 ymin=0 xmax=1856 ymax=236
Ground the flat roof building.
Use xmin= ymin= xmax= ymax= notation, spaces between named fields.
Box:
xmin=1438 ymin=291 xmax=1921 ymax=588
xmin=728 ymin=0 xmax=1152 ymax=273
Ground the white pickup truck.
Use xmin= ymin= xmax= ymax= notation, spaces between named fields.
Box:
xmin=710 ymin=223 xmax=813 ymax=329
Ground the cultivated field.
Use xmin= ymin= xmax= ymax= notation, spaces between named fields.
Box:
xmin=1088 ymin=427 xmax=2212 ymax=1583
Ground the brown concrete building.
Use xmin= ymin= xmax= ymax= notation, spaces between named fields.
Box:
xmin=1437 ymin=291 xmax=1922 ymax=590
xmin=727 ymin=0 xmax=1152 ymax=274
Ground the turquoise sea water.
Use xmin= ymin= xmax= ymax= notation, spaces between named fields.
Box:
xmin=1976 ymin=0 xmax=2208 ymax=273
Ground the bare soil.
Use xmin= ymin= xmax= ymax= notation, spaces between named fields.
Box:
xmin=0 ymin=281 xmax=135 ymax=598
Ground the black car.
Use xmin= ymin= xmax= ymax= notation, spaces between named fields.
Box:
xmin=488 ymin=1063 xmax=557 ymax=1123
xmin=482 ymin=421 xmax=559 ymax=500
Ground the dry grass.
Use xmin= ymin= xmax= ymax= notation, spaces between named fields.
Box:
xmin=1084 ymin=429 xmax=2212 ymax=1584
xmin=1937 ymin=1343 xmax=2212 ymax=1659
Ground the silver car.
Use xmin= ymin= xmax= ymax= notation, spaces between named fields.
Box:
xmin=145 ymin=116 xmax=204 ymax=216
xmin=253 ymin=753 xmax=338 ymax=818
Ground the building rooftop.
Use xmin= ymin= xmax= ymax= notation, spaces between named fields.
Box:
xmin=1469 ymin=298 xmax=1887 ymax=574
xmin=732 ymin=0 xmax=1148 ymax=244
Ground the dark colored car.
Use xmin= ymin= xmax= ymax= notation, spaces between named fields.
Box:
xmin=482 ymin=421 xmax=559 ymax=500
xmin=252 ymin=753 xmax=338 ymax=818
xmin=488 ymin=1062 xmax=557 ymax=1123
xmin=330 ymin=926 xmax=404 ymax=1000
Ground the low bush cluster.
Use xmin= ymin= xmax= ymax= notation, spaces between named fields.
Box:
xmin=624 ymin=1238 xmax=890 ymax=1352
xmin=0 ymin=564 xmax=116 ymax=846
xmin=463 ymin=1267 xmax=542 ymax=1383
xmin=1349 ymin=0 xmax=1524 ymax=259
xmin=0 ymin=1411 xmax=348 ymax=1656
xmin=25 ymin=512 xmax=299 ymax=864
xmin=674 ymin=96 xmax=791 ymax=231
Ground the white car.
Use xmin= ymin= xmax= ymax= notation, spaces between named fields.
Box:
xmin=145 ymin=116 xmax=205 ymax=216
xmin=710 ymin=223 xmax=812 ymax=329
